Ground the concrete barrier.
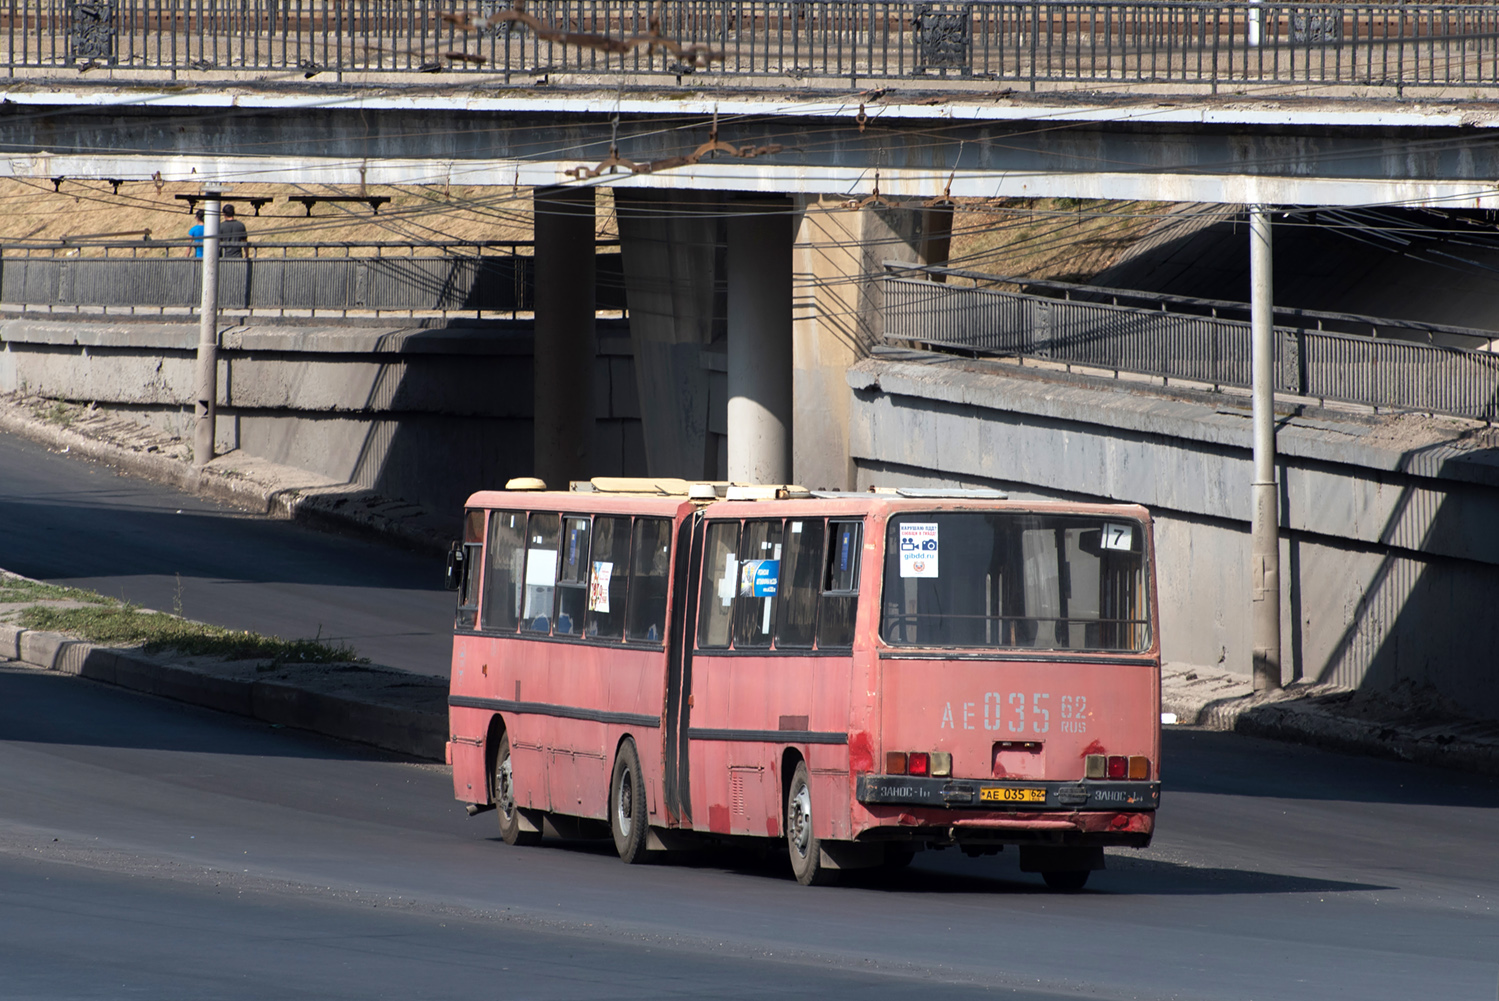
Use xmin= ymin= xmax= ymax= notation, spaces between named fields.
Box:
xmin=0 ymin=316 xmax=647 ymax=516
xmin=849 ymin=348 xmax=1499 ymax=720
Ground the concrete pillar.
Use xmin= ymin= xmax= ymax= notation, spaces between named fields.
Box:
xmin=615 ymin=189 xmax=721 ymax=480
xmin=726 ymin=206 xmax=793 ymax=483
xmin=919 ymin=206 xmax=954 ymax=280
xmin=791 ymin=197 xmax=945 ymax=490
xmin=532 ymin=186 xmax=596 ymax=489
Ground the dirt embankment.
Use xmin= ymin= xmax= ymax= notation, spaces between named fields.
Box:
xmin=1 ymin=177 xmax=1172 ymax=281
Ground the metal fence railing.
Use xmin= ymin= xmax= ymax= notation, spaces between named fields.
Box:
xmin=0 ymin=247 xmax=627 ymax=313
xmin=882 ymin=267 xmax=1499 ymax=420
xmin=6 ymin=0 xmax=1499 ymax=93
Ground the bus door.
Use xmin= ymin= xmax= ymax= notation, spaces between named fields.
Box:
xmin=662 ymin=510 xmax=704 ymax=827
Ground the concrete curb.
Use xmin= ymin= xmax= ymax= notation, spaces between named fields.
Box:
xmin=0 ymin=621 xmax=446 ymax=761
xmin=1162 ymin=665 xmax=1499 ymax=777
xmin=0 ymin=401 xmax=451 ymax=555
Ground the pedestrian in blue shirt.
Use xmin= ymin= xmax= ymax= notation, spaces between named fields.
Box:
xmin=187 ymin=210 xmax=205 ymax=258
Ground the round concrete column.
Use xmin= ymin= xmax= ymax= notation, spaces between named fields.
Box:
xmin=727 ymin=208 xmax=793 ymax=484
xmin=533 ymin=186 xmax=596 ymax=488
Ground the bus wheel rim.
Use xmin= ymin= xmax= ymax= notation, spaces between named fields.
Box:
xmin=617 ymin=771 xmax=633 ymax=838
xmin=499 ymin=753 xmax=516 ymax=821
xmin=791 ymin=783 xmax=812 ymax=859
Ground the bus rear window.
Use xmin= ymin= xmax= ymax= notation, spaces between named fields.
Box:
xmin=881 ymin=513 xmax=1150 ymax=652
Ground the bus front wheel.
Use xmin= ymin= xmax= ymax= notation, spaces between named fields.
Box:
xmin=786 ymin=762 xmax=836 ymax=886
xmin=610 ymin=739 xmax=648 ymax=864
xmin=494 ymin=733 xmax=540 ymax=847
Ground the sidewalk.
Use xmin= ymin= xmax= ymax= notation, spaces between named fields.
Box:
xmin=4 ymin=390 xmax=1499 ymax=775
xmin=1161 ymin=663 xmax=1499 ymax=776
xmin=0 ymin=616 xmax=447 ymax=760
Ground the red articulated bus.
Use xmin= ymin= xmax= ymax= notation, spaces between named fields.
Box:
xmin=445 ymin=478 xmax=1160 ymax=889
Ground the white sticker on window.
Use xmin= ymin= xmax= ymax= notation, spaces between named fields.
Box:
xmin=899 ymin=522 xmax=939 ymax=578
xmin=588 ymin=561 xmax=613 ymax=612
xmin=525 ymin=548 xmax=557 ymax=586
xmin=791 ymin=521 xmax=802 ymax=534
xmin=718 ymin=555 xmax=737 ymax=607
xmin=1102 ymin=523 xmax=1134 ymax=551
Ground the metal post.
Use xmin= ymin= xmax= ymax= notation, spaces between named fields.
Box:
xmin=194 ymin=194 xmax=221 ymax=467
xmin=1249 ymin=204 xmax=1281 ymax=692
xmin=1248 ymin=0 xmax=1262 ymax=47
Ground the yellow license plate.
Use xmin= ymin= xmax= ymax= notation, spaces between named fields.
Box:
xmin=980 ymin=787 xmax=1046 ymax=803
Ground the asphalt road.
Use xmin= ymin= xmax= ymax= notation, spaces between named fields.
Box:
xmin=3 ymin=433 xmax=1497 ymax=998
xmin=3 ymin=662 xmax=1497 ymax=1001
xmin=0 ymin=432 xmax=454 ymax=676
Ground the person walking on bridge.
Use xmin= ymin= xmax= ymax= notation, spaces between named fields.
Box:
xmin=219 ymin=205 xmax=248 ymax=257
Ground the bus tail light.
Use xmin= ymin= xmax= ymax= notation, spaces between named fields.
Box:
xmin=886 ymin=751 xmax=908 ymax=774
xmin=908 ymin=752 xmax=930 ymax=777
xmin=930 ymin=752 xmax=952 ymax=777
xmin=1086 ymin=754 xmax=1152 ymax=780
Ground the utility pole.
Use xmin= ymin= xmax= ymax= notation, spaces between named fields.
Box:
xmin=1249 ymin=204 xmax=1282 ymax=692
xmin=194 ymin=193 xmax=221 ymax=467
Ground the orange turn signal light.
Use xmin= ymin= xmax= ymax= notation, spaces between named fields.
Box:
xmin=886 ymin=751 xmax=908 ymax=774
xmin=1128 ymin=755 xmax=1151 ymax=780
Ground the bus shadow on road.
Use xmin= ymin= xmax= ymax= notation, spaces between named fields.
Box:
xmin=499 ymin=835 xmax=1388 ymax=897
xmin=837 ymin=856 xmax=1390 ymax=897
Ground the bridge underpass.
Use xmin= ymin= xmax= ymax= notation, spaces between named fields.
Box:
xmin=6 ymin=2 xmax=1499 ymax=707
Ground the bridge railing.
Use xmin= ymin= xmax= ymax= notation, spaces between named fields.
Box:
xmin=882 ymin=265 xmax=1499 ymax=421
xmin=6 ymin=0 xmax=1499 ymax=93
xmin=0 ymin=242 xmax=627 ymax=314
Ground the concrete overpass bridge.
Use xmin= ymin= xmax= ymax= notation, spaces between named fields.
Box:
xmin=6 ymin=0 xmax=1499 ymax=711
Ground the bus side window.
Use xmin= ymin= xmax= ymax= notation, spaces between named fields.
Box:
xmin=521 ymin=512 xmax=561 ymax=634
xmin=456 ymin=509 xmax=486 ymax=630
xmin=554 ymin=516 xmax=591 ymax=636
xmin=697 ymin=521 xmax=740 ymax=649
xmin=775 ymin=518 xmax=824 ymax=648
xmin=584 ymin=515 xmax=631 ymax=640
xmin=818 ymin=520 xmax=861 ymax=648
xmin=731 ymin=520 xmax=783 ymax=648
xmin=625 ymin=517 xmax=672 ymax=643
xmin=483 ymin=510 xmax=526 ymax=633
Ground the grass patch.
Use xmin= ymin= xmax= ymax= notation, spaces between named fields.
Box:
xmin=18 ymin=604 xmax=361 ymax=666
xmin=0 ymin=578 xmax=112 ymax=605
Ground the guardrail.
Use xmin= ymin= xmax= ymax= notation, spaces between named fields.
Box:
xmin=5 ymin=0 xmax=1498 ymax=93
xmin=882 ymin=266 xmax=1499 ymax=420
xmin=0 ymin=249 xmax=627 ymax=313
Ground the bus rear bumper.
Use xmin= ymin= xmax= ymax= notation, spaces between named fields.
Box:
xmin=856 ymin=774 xmax=1159 ymax=811
xmin=854 ymin=774 xmax=1157 ymax=849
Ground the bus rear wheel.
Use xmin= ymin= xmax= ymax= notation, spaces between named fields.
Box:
xmin=1042 ymin=869 xmax=1090 ymax=891
xmin=494 ymin=733 xmax=540 ymax=847
xmin=786 ymin=762 xmax=836 ymax=886
xmin=610 ymin=739 xmax=648 ymax=864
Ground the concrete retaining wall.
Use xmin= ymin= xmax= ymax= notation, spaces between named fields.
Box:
xmin=0 ymin=316 xmax=649 ymax=515
xmin=849 ymin=349 xmax=1499 ymax=719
